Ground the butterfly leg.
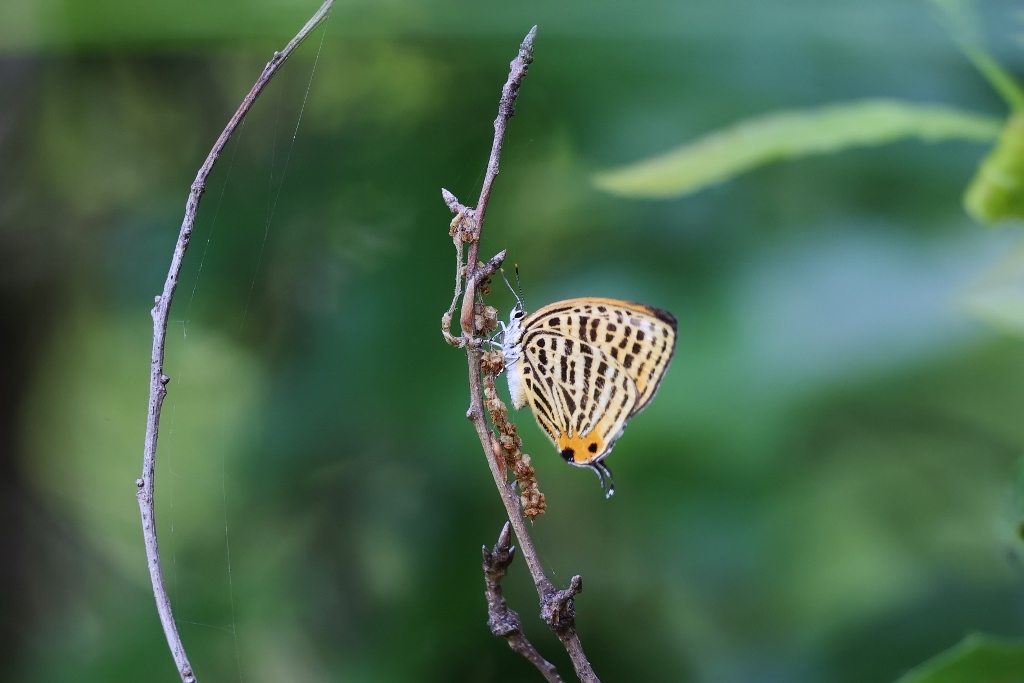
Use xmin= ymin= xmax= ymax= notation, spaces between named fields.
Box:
xmin=587 ymin=461 xmax=615 ymax=498
xmin=485 ymin=321 xmax=508 ymax=348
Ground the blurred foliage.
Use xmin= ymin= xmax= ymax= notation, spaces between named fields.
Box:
xmin=961 ymin=236 xmax=1024 ymax=335
xmin=594 ymin=0 xmax=1024 ymax=226
xmin=2 ymin=0 xmax=1024 ymax=682
xmin=894 ymin=634 xmax=1024 ymax=683
xmin=937 ymin=0 xmax=1024 ymax=225
xmin=593 ymin=100 xmax=1000 ymax=198
xmin=964 ymin=113 xmax=1024 ymax=223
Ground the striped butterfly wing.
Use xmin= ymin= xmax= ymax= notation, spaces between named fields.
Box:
xmin=518 ymin=329 xmax=639 ymax=464
xmin=518 ymin=297 xmax=677 ymax=465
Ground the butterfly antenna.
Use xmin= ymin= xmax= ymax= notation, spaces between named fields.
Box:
xmin=514 ymin=263 xmax=526 ymax=310
xmin=500 ymin=266 xmax=524 ymax=309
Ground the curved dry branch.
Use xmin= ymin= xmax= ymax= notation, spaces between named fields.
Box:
xmin=440 ymin=26 xmax=601 ymax=683
xmin=484 ymin=523 xmax=563 ymax=683
xmin=136 ymin=3 xmax=333 ymax=681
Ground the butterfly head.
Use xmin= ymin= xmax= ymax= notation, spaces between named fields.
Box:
xmin=501 ymin=302 xmax=526 ymax=353
xmin=498 ymin=265 xmax=528 ymax=350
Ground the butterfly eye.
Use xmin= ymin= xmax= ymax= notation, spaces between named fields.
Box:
xmin=513 ymin=309 xmax=525 ymax=320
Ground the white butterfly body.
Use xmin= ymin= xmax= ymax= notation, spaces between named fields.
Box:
xmin=499 ymin=309 xmax=527 ymax=409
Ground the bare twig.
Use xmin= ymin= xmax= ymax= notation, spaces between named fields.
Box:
xmin=484 ymin=523 xmax=563 ymax=683
xmin=440 ymin=27 xmax=601 ymax=683
xmin=136 ymin=3 xmax=333 ymax=681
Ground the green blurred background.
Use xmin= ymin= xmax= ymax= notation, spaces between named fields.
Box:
xmin=3 ymin=0 xmax=1024 ymax=681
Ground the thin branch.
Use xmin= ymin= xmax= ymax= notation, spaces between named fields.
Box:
xmin=440 ymin=27 xmax=601 ymax=683
xmin=466 ymin=25 xmax=537 ymax=278
xmin=484 ymin=523 xmax=563 ymax=683
xmin=136 ymin=3 xmax=333 ymax=681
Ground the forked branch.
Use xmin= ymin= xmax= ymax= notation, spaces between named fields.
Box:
xmin=136 ymin=3 xmax=334 ymax=681
xmin=440 ymin=26 xmax=600 ymax=683
xmin=483 ymin=523 xmax=563 ymax=683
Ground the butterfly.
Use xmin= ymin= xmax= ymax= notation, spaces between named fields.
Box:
xmin=499 ymin=296 xmax=677 ymax=496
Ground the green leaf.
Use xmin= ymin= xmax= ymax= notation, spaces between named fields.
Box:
xmin=894 ymin=634 xmax=1024 ymax=683
xmin=592 ymin=99 xmax=1001 ymax=199
xmin=964 ymin=113 xmax=1024 ymax=224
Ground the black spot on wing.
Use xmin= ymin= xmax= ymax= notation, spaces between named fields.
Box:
xmin=560 ymin=386 xmax=577 ymax=415
xmin=618 ymin=328 xmax=631 ymax=349
xmin=645 ymin=364 xmax=658 ymax=390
